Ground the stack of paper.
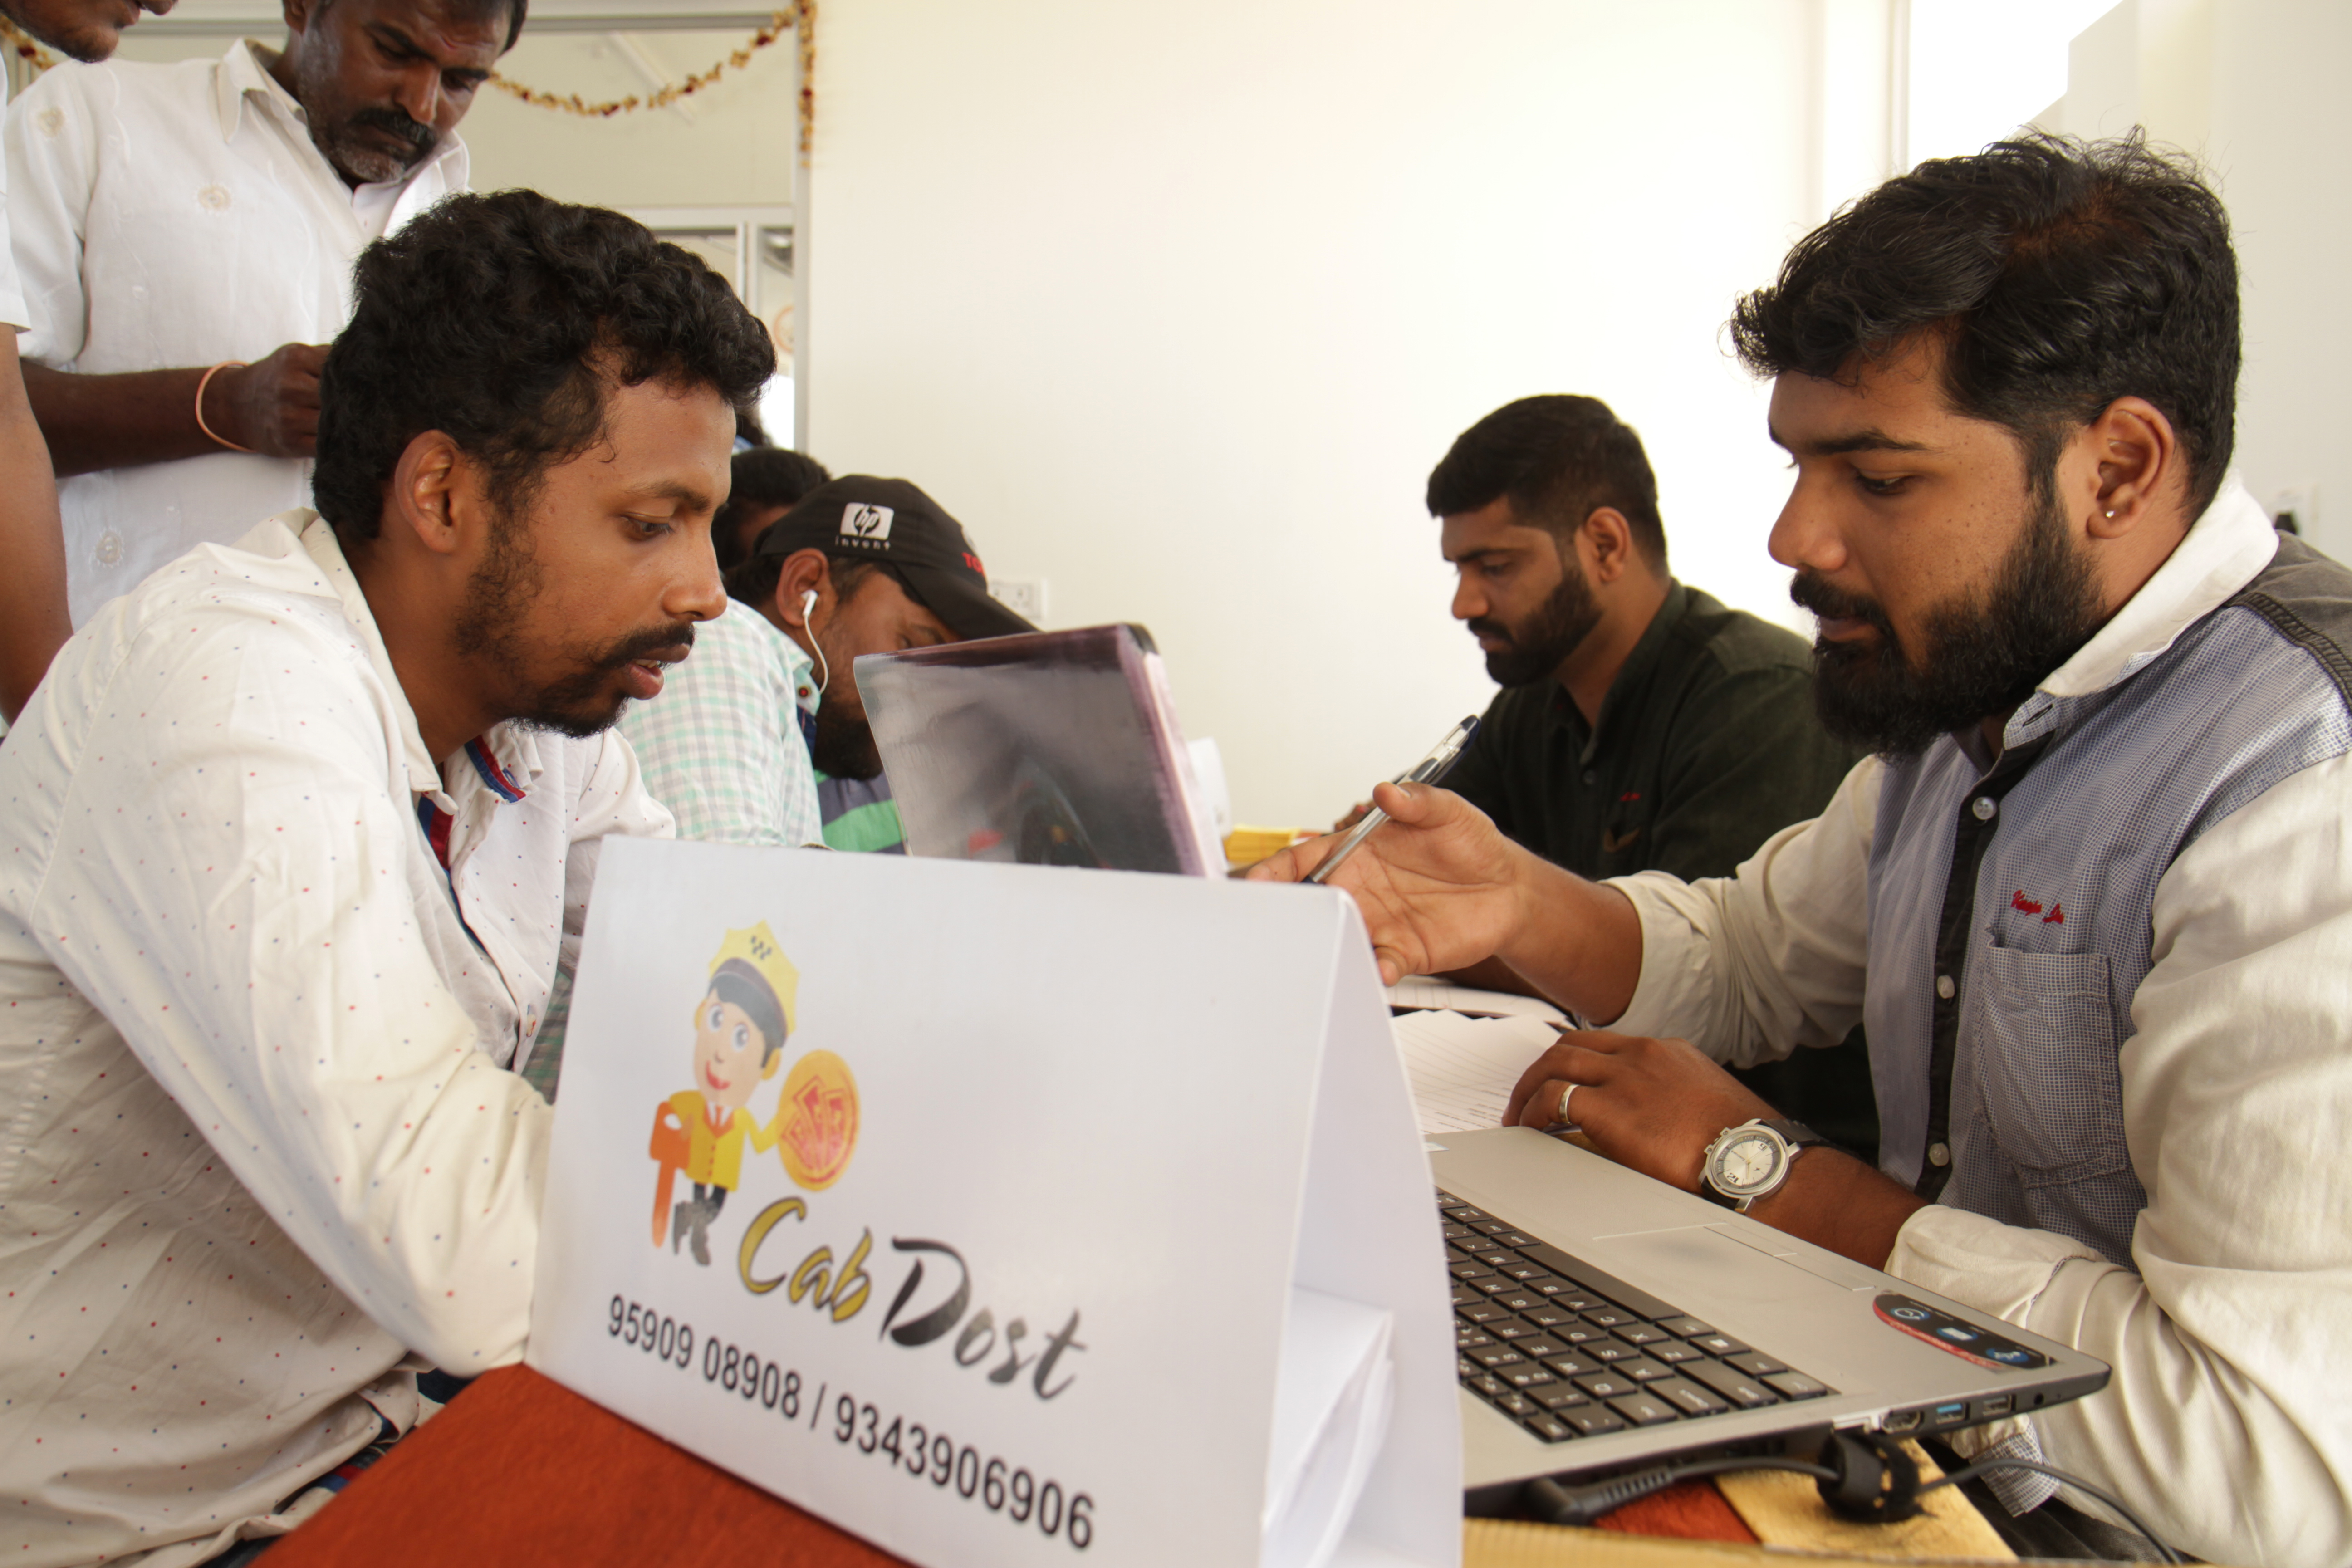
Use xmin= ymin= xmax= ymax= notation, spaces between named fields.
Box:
xmin=1261 ymin=1286 xmax=1396 ymax=1568
xmin=1389 ymin=1010 xmax=1562 ymax=1136
xmin=1384 ymin=975 xmax=1566 ymax=1023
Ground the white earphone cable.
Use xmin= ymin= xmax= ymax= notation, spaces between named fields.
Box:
xmin=800 ymin=588 xmax=831 ymax=693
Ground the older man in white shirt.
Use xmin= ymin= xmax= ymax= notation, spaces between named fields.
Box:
xmin=0 ymin=190 xmax=774 ymax=1566
xmin=4 ymin=0 xmax=518 ymax=630
xmin=1260 ymin=134 xmax=2352 ymax=1568
xmin=0 ymin=0 xmax=177 ymax=718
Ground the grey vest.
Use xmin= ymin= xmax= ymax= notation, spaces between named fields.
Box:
xmin=1866 ymin=534 xmax=2352 ymax=1264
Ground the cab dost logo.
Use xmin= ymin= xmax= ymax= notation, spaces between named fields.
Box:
xmin=647 ymin=923 xmax=1086 ymax=1401
xmin=646 ymin=924 xmax=859 ymax=1264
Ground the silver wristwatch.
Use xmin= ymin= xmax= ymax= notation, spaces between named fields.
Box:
xmin=1700 ymin=1118 xmax=1826 ymax=1212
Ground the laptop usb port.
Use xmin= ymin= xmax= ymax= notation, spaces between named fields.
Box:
xmin=1979 ymin=1395 xmax=2013 ymax=1418
xmin=1883 ymin=1409 xmax=1923 ymax=1433
xmin=1932 ymin=1402 xmax=1967 ymax=1426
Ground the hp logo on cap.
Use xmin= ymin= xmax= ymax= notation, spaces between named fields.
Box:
xmin=840 ymin=504 xmax=895 ymax=541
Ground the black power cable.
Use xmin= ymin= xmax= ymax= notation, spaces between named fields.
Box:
xmin=1918 ymin=1455 xmax=2183 ymax=1565
xmin=1522 ymin=1454 xmax=1842 ymax=1527
xmin=1519 ymin=1434 xmax=2184 ymax=1564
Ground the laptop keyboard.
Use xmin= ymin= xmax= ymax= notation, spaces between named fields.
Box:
xmin=1439 ymin=1187 xmax=1837 ymax=1444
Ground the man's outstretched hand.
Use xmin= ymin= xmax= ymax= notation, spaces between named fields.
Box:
xmin=1248 ymin=782 xmax=1531 ymax=984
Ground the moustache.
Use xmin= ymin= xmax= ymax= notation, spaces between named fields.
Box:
xmin=1465 ymin=617 xmax=1513 ymax=644
xmin=594 ymin=621 xmax=698 ymax=671
xmin=350 ymin=106 xmax=436 ymax=152
xmin=1788 ymin=570 xmax=1896 ymax=637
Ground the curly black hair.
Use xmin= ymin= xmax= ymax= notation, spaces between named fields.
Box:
xmin=313 ymin=189 xmax=776 ymax=542
xmin=714 ymin=446 xmax=833 ymax=572
xmin=1730 ymin=131 xmax=2239 ymax=517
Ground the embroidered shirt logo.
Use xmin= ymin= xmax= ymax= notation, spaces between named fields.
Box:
xmin=840 ymin=503 xmax=894 ymax=541
xmin=2011 ymin=889 xmax=2065 ymax=925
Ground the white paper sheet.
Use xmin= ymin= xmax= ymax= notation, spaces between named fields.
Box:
xmin=1383 ymin=976 xmax=1565 ymax=1023
xmin=1390 ymin=1011 xmax=1562 ymax=1135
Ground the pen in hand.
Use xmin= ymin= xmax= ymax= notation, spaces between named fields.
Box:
xmin=1304 ymin=715 xmax=1480 ymax=885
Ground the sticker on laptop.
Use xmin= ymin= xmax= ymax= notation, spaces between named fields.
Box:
xmin=1873 ymin=1293 xmax=2049 ymax=1371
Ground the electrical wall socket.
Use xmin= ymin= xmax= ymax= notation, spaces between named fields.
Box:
xmin=2270 ymin=484 xmax=2319 ymax=534
xmin=990 ymin=578 xmax=1047 ymax=622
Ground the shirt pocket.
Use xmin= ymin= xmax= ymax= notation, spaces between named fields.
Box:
xmin=1965 ymin=944 xmax=2130 ymax=1189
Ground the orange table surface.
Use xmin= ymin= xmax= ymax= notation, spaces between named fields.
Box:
xmin=263 ymin=1366 xmax=905 ymax=1567
xmin=263 ymin=1365 xmax=1752 ymax=1565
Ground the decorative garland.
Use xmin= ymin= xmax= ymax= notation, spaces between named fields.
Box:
xmin=0 ymin=15 xmax=53 ymax=71
xmin=0 ymin=5 xmax=816 ymax=156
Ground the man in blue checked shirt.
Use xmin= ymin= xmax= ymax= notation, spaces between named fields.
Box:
xmin=622 ymin=474 xmax=1036 ymax=856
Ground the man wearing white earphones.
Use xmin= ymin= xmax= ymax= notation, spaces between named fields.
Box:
xmin=619 ymin=474 xmax=1035 ymax=855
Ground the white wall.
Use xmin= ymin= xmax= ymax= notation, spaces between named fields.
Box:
xmin=2056 ymin=0 xmax=2352 ymax=559
xmin=804 ymin=1 xmax=1847 ymax=828
xmin=462 ymin=30 xmax=799 ymax=209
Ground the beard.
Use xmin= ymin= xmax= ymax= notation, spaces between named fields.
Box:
xmin=808 ymin=662 xmax=883 ymax=780
xmin=452 ymin=512 xmax=696 ymax=739
xmin=25 ymin=19 xmax=119 ymax=63
xmin=2 ymin=0 xmax=159 ymax=62
xmin=314 ymin=103 xmax=438 ymax=185
xmin=1793 ymin=484 xmax=2105 ymax=758
xmin=805 ymin=619 xmax=883 ymax=779
xmin=1467 ymin=554 xmax=1602 ymax=687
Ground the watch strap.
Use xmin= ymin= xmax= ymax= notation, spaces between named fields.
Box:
xmin=1761 ymin=1117 xmax=1828 ymax=1153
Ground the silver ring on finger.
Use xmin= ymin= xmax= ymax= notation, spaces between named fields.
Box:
xmin=1555 ymin=1082 xmax=1578 ymax=1126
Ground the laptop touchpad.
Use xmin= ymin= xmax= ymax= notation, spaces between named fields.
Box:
xmin=1589 ymin=1225 xmax=1847 ymax=1307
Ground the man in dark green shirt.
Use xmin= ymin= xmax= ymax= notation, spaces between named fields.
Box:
xmin=1423 ymin=394 xmax=1876 ymax=1153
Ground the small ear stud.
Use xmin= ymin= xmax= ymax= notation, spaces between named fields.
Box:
xmin=2103 ymin=509 xmax=2118 ymax=520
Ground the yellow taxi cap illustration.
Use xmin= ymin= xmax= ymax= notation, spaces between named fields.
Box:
xmin=709 ymin=921 xmax=799 ymax=1037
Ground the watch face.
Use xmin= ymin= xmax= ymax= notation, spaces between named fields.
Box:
xmin=1709 ymin=1128 xmax=1787 ymax=1197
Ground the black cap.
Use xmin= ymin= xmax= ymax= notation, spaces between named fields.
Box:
xmin=754 ymin=475 xmax=1037 ymax=641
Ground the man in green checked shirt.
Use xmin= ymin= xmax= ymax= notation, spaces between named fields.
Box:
xmin=621 ymin=473 xmax=1036 ymax=858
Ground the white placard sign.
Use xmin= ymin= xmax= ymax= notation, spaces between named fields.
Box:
xmin=529 ymin=838 xmax=1459 ymax=1568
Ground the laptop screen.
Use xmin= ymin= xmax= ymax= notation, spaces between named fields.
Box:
xmin=856 ymin=624 xmax=1222 ymax=875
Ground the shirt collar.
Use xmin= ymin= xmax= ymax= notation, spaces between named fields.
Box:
xmin=213 ymin=38 xmax=470 ymax=189
xmin=735 ymin=601 xmax=822 ymax=717
xmin=1554 ymin=579 xmax=1688 ymax=766
xmin=214 ymin=39 xmax=294 ymax=142
xmin=2038 ymin=477 xmax=2279 ymax=701
xmin=1984 ymin=477 xmax=2279 ymax=760
xmin=292 ymin=510 xmax=541 ymax=801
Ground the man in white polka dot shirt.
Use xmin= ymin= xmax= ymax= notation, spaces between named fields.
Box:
xmin=0 ymin=190 xmax=774 ymax=1565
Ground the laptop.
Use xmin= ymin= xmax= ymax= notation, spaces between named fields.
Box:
xmin=855 ymin=623 xmax=1222 ymax=875
xmin=858 ymin=629 xmax=2107 ymax=1502
xmin=1429 ymin=1126 xmax=2109 ymax=1507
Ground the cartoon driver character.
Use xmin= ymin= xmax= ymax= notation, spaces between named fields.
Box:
xmin=648 ymin=923 xmax=798 ymax=1265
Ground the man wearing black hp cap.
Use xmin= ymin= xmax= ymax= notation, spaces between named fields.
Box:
xmin=622 ymin=475 xmax=1035 ymax=854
